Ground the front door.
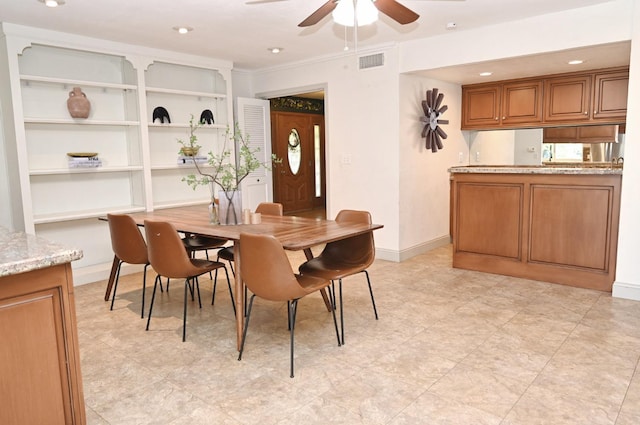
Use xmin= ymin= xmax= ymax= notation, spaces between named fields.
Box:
xmin=271 ymin=111 xmax=324 ymax=213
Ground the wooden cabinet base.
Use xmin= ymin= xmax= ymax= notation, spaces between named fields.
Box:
xmin=0 ymin=263 xmax=86 ymax=424
xmin=451 ymin=172 xmax=621 ymax=292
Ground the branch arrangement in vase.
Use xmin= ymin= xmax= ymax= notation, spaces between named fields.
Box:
xmin=179 ymin=115 xmax=280 ymax=224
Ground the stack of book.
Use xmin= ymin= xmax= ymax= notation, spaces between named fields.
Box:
xmin=68 ymin=156 xmax=102 ymax=168
xmin=177 ymin=155 xmax=208 ymax=165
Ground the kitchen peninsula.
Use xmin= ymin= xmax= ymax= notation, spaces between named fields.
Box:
xmin=449 ymin=165 xmax=622 ymax=291
xmin=0 ymin=228 xmax=85 ymax=424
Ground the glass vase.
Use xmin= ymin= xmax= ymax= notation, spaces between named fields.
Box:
xmin=218 ymin=190 xmax=242 ymax=225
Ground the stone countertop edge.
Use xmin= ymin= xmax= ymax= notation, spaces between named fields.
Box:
xmin=448 ymin=166 xmax=623 ymax=175
xmin=0 ymin=227 xmax=83 ymax=277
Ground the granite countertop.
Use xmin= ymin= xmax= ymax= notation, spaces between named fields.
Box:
xmin=448 ymin=165 xmax=623 ymax=175
xmin=0 ymin=227 xmax=83 ymax=277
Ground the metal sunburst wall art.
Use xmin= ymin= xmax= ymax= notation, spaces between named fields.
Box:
xmin=420 ymin=88 xmax=449 ymax=152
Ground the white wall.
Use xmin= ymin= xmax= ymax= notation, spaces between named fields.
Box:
xmin=251 ymin=46 xmax=401 ymax=258
xmin=514 ymin=129 xmax=543 ymax=166
xmin=613 ymin=0 xmax=640 ymax=299
xmin=398 ymin=75 xmax=467 ymax=256
xmin=466 ymin=130 xmax=515 ymax=165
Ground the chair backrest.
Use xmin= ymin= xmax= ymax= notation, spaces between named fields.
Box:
xmin=107 ymin=213 xmax=148 ymax=265
xmin=321 ymin=210 xmax=375 ymax=268
xmin=144 ymin=220 xmax=202 ymax=279
xmin=239 ymin=233 xmax=308 ymax=301
xmin=255 ymin=202 xmax=283 ymax=216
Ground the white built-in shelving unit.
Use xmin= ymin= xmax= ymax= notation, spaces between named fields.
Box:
xmin=0 ymin=23 xmax=233 ymax=282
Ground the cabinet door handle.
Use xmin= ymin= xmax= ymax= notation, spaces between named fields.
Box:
xmin=584 ymin=111 xmax=588 ymax=115
xmin=495 ymin=117 xmax=499 ymax=120
xmin=502 ymin=116 xmax=506 ymax=120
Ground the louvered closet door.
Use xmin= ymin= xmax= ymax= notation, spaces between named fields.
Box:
xmin=237 ymin=97 xmax=274 ymax=210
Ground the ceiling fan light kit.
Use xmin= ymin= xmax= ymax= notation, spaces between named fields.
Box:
xmin=333 ymin=0 xmax=379 ymax=27
xmin=299 ymin=0 xmax=423 ymax=28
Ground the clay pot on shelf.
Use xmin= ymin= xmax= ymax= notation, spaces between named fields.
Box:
xmin=67 ymin=87 xmax=91 ymax=119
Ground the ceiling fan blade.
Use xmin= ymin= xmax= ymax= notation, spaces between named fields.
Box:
xmin=374 ymin=0 xmax=420 ymax=25
xmin=298 ymin=0 xmax=338 ymax=27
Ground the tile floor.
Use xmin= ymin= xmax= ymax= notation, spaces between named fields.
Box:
xmin=76 ymin=245 xmax=640 ymax=424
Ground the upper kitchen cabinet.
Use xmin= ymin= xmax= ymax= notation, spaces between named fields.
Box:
xmin=501 ymin=80 xmax=543 ymax=125
xmin=593 ymin=70 xmax=629 ymax=120
xmin=543 ymin=74 xmax=592 ymax=122
xmin=461 ymin=85 xmax=501 ymax=128
xmin=543 ymin=125 xmax=618 ymax=143
xmin=461 ymin=67 xmax=629 ymax=130
xmin=462 ymin=80 xmax=542 ymax=129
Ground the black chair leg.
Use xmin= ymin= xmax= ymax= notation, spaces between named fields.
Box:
xmin=339 ymin=279 xmax=345 ymax=345
xmin=182 ymin=278 xmax=189 ymax=342
xmin=289 ymin=299 xmax=299 ymax=378
xmin=238 ymin=294 xmax=257 ymax=360
xmin=363 ymin=270 xmax=379 ymax=320
xmin=109 ymin=260 xmax=123 ymax=311
xmin=212 ymin=268 xmax=219 ymax=305
xmin=145 ymin=275 xmax=161 ymax=331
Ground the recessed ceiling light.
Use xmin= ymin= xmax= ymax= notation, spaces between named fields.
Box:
xmin=38 ymin=0 xmax=65 ymax=7
xmin=446 ymin=22 xmax=457 ymax=30
xmin=479 ymin=72 xmax=492 ymax=77
xmin=268 ymin=47 xmax=283 ymax=54
xmin=568 ymin=60 xmax=584 ymax=65
xmin=172 ymin=26 xmax=193 ymax=34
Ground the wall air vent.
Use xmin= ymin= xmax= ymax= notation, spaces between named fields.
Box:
xmin=359 ymin=53 xmax=384 ymax=70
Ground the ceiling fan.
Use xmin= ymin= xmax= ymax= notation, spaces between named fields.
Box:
xmin=298 ymin=0 xmax=463 ymax=27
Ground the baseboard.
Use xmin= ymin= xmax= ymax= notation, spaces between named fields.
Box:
xmin=612 ymin=280 xmax=640 ymax=301
xmin=375 ymin=235 xmax=451 ymax=262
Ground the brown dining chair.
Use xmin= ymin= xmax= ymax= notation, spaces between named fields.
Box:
xmin=298 ymin=209 xmax=378 ymax=344
xmin=238 ymin=232 xmax=340 ymax=378
xmin=107 ymin=213 xmax=150 ymax=318
xmin=182 ymin=234 xmax=227 ymax=276
xmin=144 ymin=219 xmax=232 ymax=342
xmin=215 ymin=202 xmax=283 ymax=312
xmin=216 ymin=202 xmax=284 ymax=274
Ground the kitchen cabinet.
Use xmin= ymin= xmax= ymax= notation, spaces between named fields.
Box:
xmin=461 ymin=85 xmax=501 ymax=128
xmin=450 ymin=169 xmax=621 ymax=291
xmin=543 ymin=74 xmax=592 ymax=122
xmin=501 ymin=80 xmax=543 ymax=125
xmin=461 ymin=67 xmax=628 ymax=130
xmin=0 ymin=230 xmax=85 ymax=425
xmin=543 ymin=125 xmax=618 ymax=143
xmin=593 ymin=70 xmax=629 ymax=120
xmin=462 ymin=80 xmax=542 ymax=129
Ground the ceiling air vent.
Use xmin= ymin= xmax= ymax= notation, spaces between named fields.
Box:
xmin=359 ymin=53 xmax=384 ymax=70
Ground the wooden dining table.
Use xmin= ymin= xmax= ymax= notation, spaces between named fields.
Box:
xmin=103 ymin=204 xmax=383 ymax=349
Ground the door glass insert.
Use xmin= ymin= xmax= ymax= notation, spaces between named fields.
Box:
xmin=314 ymin=125 xmax=321 ymax=197
xmin=288 ymin=128 xmax=301 ymax=175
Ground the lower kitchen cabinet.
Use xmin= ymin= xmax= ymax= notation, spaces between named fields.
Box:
xmin=0 ymin=262 xmax=86 ymax=425
xmin=450 ymin=169 xmax=621 ymax=291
